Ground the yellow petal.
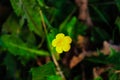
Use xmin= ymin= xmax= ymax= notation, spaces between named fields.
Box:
xmin=56 ymin=46 xmax=63 ymax=53
xmin=52 ymin=39 xmax=57 ymax=47
xmin=56 ymin=33 xmax=65 ymax=39
xmin=63 ymin=44 xmax=70 ymax=52
xmin=63 ymin=36 xmax=72 ymax=44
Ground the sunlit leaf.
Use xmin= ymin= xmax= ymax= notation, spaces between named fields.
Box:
xmin=47 ymin=75 xmax=62 ymax=80
xmin=37 ymin=0 xmax=44 ymax=7
xmin=94 ymin=76 xmax=103 ymax=80
xmin=10 ymin=0 xmax=23 ymax=16
xmin=66 ymin=17 xmax=77 ymax=37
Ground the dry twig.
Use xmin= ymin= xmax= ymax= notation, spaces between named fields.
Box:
xmin=69 ymin=41 xmax=120 ymax=68
xmin=75 ymin=0 xmax=93 ymax=26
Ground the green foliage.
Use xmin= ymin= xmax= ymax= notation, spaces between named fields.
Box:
xmin=108 ymin=69 xmax=119 ymax=80
xmin=91 ymin=27 xmax=110 ymax=43
xmin=10 ymin=0 xmax=44 ymax=37
xmin=115 ymin=0 xmax=120 ymax=11
xmin=2 ymin=14 xmax=21 ymax=34
xmin=59 ymin=12 xmax=76 ymax=32
xmin=4 ymin=54 xmax=18 ymax=79
xmin=47 ymin=75 xmax=62 ymax=80
xmin=1 ymin=35 xmax=49 ymax=57
xmin=0 ymin=0 xmax=120 ymax=80
xmin=31 ymin=62 xmax=56 ymax=80
xmin=115 ymin=17 xmax=120 ymax=32
xmin=73 ymin=75 xmax=82 ymax=80
xmin=91 ymin=5 xmax=109 ymax=25
xmin=75 ymin=22 xmax=87 ymax=36
xmin=87 ymin=48 xmax=120 ymax=69
xmin=94 ymin=76 xmax=103 ymax=80
xmin=10 ymin=0 xmax=23 ymax=16
xmin=60 ymin=16 xmax=77 ymax=37
xmin=60 ymin=15 xmax=87 ymax=40
xmin=47 ymin=28 xmax=57 ymax=49
xmin=37 ymin=0 xmax=45 ymax=7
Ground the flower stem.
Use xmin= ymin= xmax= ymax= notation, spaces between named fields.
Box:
xmin=51 ymin=53 xmax=66 ymax=80
xmin=39 ymin=10 xmax=48 ymax=35
xmin=39 ymin=10 xmax=66 ymax=80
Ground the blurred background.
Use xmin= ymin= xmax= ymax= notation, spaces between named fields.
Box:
xmin=0 ymin=0 xmax=120 ymax=80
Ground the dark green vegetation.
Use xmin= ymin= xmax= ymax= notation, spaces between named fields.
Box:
xmin=0 ymin=0 xmax=120 ymax=80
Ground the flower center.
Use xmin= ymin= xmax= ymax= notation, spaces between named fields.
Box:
xmin=56 ymin=39 xmax=63 ymax=47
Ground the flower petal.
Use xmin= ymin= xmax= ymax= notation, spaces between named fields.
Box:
xmin=56 ymin=46 xmax=63 ymax=53
xmin=52 ymin=39 xmax=57 ymax=47
xmin=63 ymin=36 xmax=72 ymax=44
xmin=63 ymin=44 xmax=71 ymax=52
xmin=52 ymin=33 xmax=72 ymax=54
xmin=56 ymin=33 xmax=65 ymax=39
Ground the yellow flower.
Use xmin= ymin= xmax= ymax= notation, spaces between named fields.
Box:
xmin=52 ymin=33 xmax=72 ymax=53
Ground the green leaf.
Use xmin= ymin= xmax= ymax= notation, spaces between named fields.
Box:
xmin=19 ymin=14 xmax=26 ymax=27
xmin=10 ymin=0 xmax=23 ymax=16
xmin=91 ymin=5 xmax=109 ymax=25
xmin=47 ymin=75 xmax=62 ymax=80
xmin=37 ymin=0 xmax=44 ymax=7
xmin=23 ymin=32 xmax=37 ymax=48
xmin=86 ymin=49 xmax=120 ymax=69
xmin=94 ymin=76 xmax=103 ymax=80
xmin=4 ymin=54 xmax=17 ymax=78
xmin=43 ymin=14 xmax=53 ymax=29
xmin=73 ymin=75 xmax=82 ymax=80
xmin=10 ymin=0 xmax=44 ymax=37
xmin=31 ymin=62 xmax=56 ymax=80
xmin=2 ymin=14 xmax=21 ymax=35
xmin=107 ymin=49 xmax=120 ymax=68
xmin=115 ymin=0 xmax=120 ymax=11
xmin=75 ymin=22 xmax=87 ymax=35
xmin=47 ymin=29 xmax=57 ymax=48
xmin=108 ymin=48 xmax=117 ymax=57
xmin=59 ymin=9 xmax=76 ymax=32
xmin=108 ymin=69 xmax=119 ymax=80
xmin=44 ymin=0 xmax=65 ymax=8
xmin=59 ymin=16 xmax=77 ymax=39
xmin=91 ymin=27 xmax=110 ymax=43
xmin=47 ymin=29 xmax=57 ymax=53
xmin=37 ymin=0 xmax=49 ymax=8
xmin=1 ymin=35 xmax=49 ymax=58
xmin=59 ymin=14 xmax=72 ymax=32
xmin=66 ymin=17 xmax=77 ymax=37
xmin=22 ymin=0 xmax=44 ymax=37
